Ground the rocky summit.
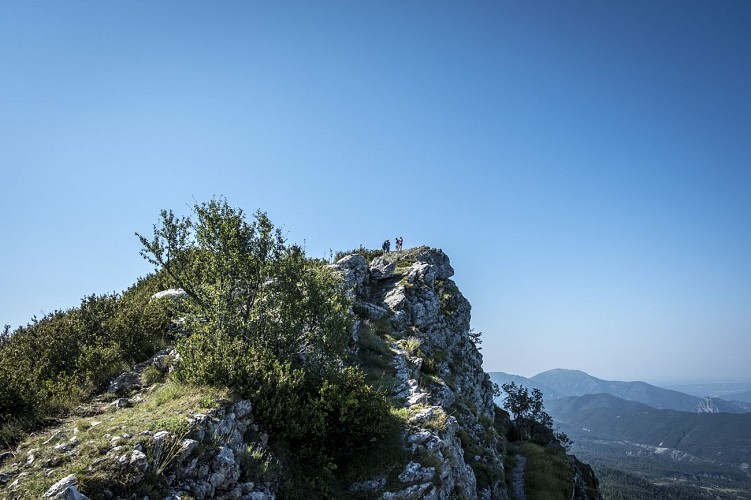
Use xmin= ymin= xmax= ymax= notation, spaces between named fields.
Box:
xmin=331 ymin=247 xmax=503 ymax=498
xmin=0 ymin=246 xmax=600 ymax=499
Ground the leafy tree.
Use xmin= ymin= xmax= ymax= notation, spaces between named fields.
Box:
xmin=136 ymin=198 xmax=351 ymax=370
xmin=138 ymin=199 xmax=389 ymax=494
xmin=502 ymin=381 xmax=560 ymax=444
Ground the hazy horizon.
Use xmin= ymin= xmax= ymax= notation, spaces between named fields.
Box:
xmin=2 ymin=2 xmax=749 ymax=384
xmin=487 ymin=367 xmax=751 ymax=388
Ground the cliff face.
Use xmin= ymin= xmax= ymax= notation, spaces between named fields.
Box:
xmin=333 ymin=247 xmax=601 ymax=500
xmin=333 ymin=247 xmax=507 ymax=498
xmin=331 ymin=246 xmax=507 ymax=499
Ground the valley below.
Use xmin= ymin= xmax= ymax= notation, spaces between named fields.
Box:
xmin=491 ymin=370 xmax=751 ymax=499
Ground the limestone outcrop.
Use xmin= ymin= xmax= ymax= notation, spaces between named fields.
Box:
xmin=330 ymin=246 xmax=507 ymax=499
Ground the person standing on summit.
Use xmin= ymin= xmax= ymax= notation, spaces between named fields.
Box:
xmin=382 ymin=239 xmax=390 ymax=253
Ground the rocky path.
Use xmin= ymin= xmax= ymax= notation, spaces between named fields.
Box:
xmin=512 ymin=454 xmax=527 ymax=500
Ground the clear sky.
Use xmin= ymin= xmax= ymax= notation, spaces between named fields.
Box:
xmin=1 ymin=1 xmax=749 ymax=385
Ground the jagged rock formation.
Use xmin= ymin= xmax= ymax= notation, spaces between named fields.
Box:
xmin=330 ymin=246 xmax=507 ymax=499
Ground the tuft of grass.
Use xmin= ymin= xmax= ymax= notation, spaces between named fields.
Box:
xmin=413 ymin=406 xmax=449 ymax=433
xmin=148 ymin=430 xmax=191 ymax=475
xmin=142 ymin=364 xmax=166 ymax=386
xmin=402 ymin=336 xmax=421 ymax=356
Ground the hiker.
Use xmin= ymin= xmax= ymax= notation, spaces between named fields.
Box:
xmin=396 ymin=236 xmax=403 ymax=251
xmin=382 ymin=239 xmax=390 ymax=253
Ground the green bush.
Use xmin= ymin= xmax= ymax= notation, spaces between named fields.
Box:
xmin=333 ymin=246 xmax=383 ymax=263
xmin=174 ymin=326 xmax=391 ymax=494
xmin=0 ymin=274 xmax=171 ymax=444
xmin=175 ymin=331 xmax=389 ymax=456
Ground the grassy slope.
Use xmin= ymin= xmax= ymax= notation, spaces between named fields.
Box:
xmin=0 ymin=380 xmax=230 ymax=499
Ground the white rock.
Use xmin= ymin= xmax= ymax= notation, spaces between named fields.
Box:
xmin=369 ymin=257 xmax=396 ymax=281
xmin=350 ymin=475 xmax=387 ymax=492
xmin=233 ymin=399 xmax=253 ymax=419
xmin=153 ymin=430 xmax=171 ymax=442
xmin=328 ymin=254 xmax=368 ymax=292
xmin=129 ymin=449 xmax=148 ymax=471
xmin=398 ymin=461 xmax=436 ymax=483
xmin=43 ymin=474 xmax=77 ymax=497
xmin=150 ymin=288 xmax=188 ymax=301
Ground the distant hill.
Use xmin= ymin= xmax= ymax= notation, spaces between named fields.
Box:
xmin=661 ymin=381 xmax=751 ymax=399
xmin=548 ymin=393 xmax=751 ymax=465
xmin=547 ymin=393 xmax=751 ymax=498
xmin=732 ymin=390 xmax=751 ymax=403
xmin=530 ymin=368 xmax=749 ymax=413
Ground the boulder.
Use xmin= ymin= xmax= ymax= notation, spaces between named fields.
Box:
xmin=398 ymin=461 xmax=436 ymax=483
xmin=328 ymin=254 xmax=368 ymax=292
xmin=107 ymin=371 xmax=141 ymax=394
xmin=43 ymin=474 xmax=90 ymax=499
xmin=369 ymin=257 xmax=396 ymax=281
xmin=412 ymin=247 xmax=454 ymax=279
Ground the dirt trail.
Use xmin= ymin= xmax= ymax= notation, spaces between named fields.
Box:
xmin=512 ymin=454 xmax=526 ymax=500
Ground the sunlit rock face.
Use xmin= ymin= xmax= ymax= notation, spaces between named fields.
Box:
xmin=331 ymin=246 xmax=507 ymax=499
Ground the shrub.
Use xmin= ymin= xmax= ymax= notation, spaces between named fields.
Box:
xmin=0 ymin=274 xmax=171 ymax=444
xmin=403 ymin=336 xmax=421 ymax=356
xmin=142 ymin=364 xmax=167 ymax=386
xmin=333 ymin=246 xmax=384 ymax=263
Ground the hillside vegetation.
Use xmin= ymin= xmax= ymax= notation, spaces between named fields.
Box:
xmin=490 ymin=370 xmax=751 ymax=497
xmin=1 ymin=199 xmax=602 ymax=499
xmin=1 ymin=198 xmax=389 ymax=496
xmin=0 ymin=274 xmax=173 ymax=444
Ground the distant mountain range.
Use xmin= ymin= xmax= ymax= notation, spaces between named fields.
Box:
xmin=489 ymin=368 xmax=751 ymax=413
xmin=663 ymin=382 xmax=751 ymax=402
xmin=548 ymin=393 xmax=751 ymax=498
xmin=548 ymin=393 xmax=751 ymax=465
xmin=489 ymin=369 xmax=751 ymax=498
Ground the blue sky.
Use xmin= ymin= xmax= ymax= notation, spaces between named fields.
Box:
xmin=1 ymin=1 xmax=749 ymax=384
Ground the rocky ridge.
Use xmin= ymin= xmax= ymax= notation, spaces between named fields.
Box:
xmin=330 ymin=247 xmax=507 ymax=499
xmin=0 ymin=246 xmax=600 ymax=499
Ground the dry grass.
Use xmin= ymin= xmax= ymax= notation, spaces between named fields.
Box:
xmin=0 ymin=380 xmax=229 ymax=498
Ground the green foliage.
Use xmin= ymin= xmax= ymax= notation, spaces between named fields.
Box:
xmin=142 ymin=364 xmax=167 ymax=386
xmin=402 ymin=336 xmax=421 ymax=356
xmin=1 ymin=198 xmax=397 ymax=496
xmin=422 ymin=356 xmax=438 ymax=375
xmin=502 ymin=381 xmax=557 ymax=444
xmin=0 ymin=276 xmax=171 ymax=443
xmin=139 ymin=199 xmax=393 ymax=495
xmin=519 ymin=442 xmax=573 ymax=500
xmin=456 ymin=427 xmax=503 ymax=492
xmin=137 ymin=198 xmax=353 ymax=370
xmin=0 ymin=380 xmax=229 ymax=499
xmin=333 ymin=245 xmax=383 ymax=263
